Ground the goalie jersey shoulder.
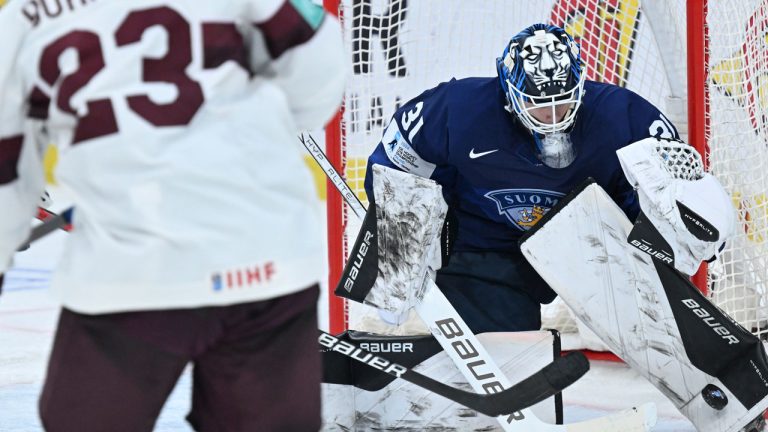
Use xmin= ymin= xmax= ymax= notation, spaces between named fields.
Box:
xmin=576 ymin=81 xmax=680 ymax=143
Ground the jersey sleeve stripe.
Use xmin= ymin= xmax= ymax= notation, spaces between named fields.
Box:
xmin=27 ymin=86 xmax=51 ymax=120
xmin=202 ymin=23 xmax=250 ymax=72
xmin=0 ymin=135 xmax=23 ymax=184
xmin=255 ymin=0 xmax=324 ymax=59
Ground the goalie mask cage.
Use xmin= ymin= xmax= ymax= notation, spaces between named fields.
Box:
xmin=323 ymin=0 xmax=768 ymax=349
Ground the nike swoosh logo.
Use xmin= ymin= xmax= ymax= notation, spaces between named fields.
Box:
xmin=469 ymin=148 xmax=499 ymax=159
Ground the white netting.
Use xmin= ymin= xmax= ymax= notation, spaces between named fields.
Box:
xmin=327 ymin=0 xmax=768 ymax=346
xmin=706 ymin=0 xmax=768 ymax=336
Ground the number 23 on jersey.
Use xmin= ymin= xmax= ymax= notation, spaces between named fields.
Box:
xmin=37 ymin=6 xmax=236 ymax=144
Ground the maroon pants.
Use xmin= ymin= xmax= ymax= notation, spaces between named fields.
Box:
xmin=39 ymin=285 xmax=321 ymax=432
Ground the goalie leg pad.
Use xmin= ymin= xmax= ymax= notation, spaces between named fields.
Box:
xmin=321 ymin=331 xmax=562 ymax=429
xmin=519 ymin=180 xmax=768 ymax=432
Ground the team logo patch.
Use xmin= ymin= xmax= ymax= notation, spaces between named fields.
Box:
xmin=485 ymin=189 xmax=564 ymax=231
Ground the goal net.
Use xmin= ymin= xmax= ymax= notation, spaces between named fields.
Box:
xmin=323 ymin=0 xmax=768 ymax=348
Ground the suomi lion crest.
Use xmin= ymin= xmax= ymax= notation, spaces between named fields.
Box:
xmin=484 ymin=189 xmax=564 ymax=231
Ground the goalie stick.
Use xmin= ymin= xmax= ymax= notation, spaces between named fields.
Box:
xmin=320 ymin=329 xmax=587 ymax=417
xmin=300 ymin=132 xmax=658 ymax=432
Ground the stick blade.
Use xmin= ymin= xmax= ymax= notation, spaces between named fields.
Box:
xmin=543 ymin=352 xmax=590 ymax=392
xmin=479 ymin=351 xmax=590 ymax=417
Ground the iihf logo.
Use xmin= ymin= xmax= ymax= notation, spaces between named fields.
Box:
xmin=484 ymin=189 xmax=563 ymax=231
xmin=211 ymin=261 xmax=276 ymax=292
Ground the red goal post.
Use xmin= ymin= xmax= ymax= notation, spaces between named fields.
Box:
xmin=322 ymin=0 xmax=768 ymax=347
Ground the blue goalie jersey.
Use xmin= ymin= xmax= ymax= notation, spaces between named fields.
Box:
xmin=365 ymin=78 xmax=679 ymax=253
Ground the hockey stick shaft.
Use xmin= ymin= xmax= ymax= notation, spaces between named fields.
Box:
xmin=35 ymin=207 xmax=73 ymax=232
xmin=32 ymin=208 xmax=73 ymax=240
xmin=5 ymin=207 xmax=72 ymax=289
xmin=15 ymin=207 xmax=73 ymax=252
xmin=301 ymin=132 xmax=656 ymax=431
xmin=417 ymin=282 xmax=555 ymax=429
xmin=18 ymin=207 xmax=73 ymax=251
xmin=299 ymin=133 xmax=366 ymax=219
xmin=320 ymin=329 xmax=587 ymax=417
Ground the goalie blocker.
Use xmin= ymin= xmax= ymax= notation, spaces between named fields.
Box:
xmin=334 ymin=164 xmax=447 ymax=316
xmin=519 ymin=178 xmax=768 ymax=432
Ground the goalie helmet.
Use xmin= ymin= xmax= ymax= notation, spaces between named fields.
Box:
xmin=496 ymin=24 xmax=585 ymax=135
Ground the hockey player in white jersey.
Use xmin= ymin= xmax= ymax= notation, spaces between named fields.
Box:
xmin=0 ymin=1 xmax=345 ymax=430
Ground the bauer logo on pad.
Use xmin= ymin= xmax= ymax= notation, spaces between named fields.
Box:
xmin=335 ymin=203 xmax=379 ymax=303
xmin=627 ymin=211 xmax=675 ymax=267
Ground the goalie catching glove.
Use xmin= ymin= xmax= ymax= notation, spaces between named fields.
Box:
xmin=617 ymin=137 xmax=736 ymax=275
xmin=335 ymin=164 xmax=448 ymax=317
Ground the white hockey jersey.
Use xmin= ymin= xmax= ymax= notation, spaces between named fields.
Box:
xmin=0 ymin=0 xmax=346 ymax=313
